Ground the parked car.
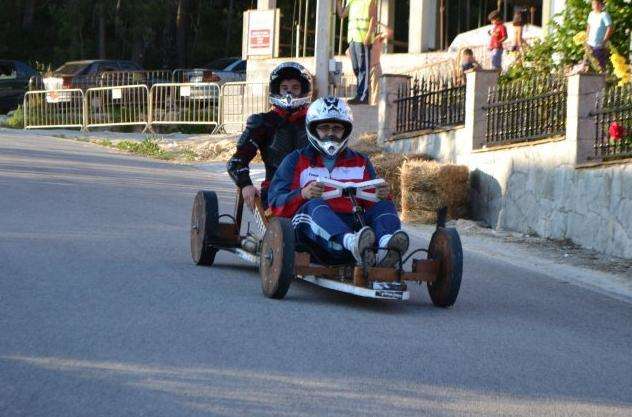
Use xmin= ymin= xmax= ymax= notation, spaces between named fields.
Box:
xmin=204 ymin=57 xmax=247 ymax=83
xmin=178 ymin=57 xmax=247 ymax=85
xmin=44 ymin=59 xmax=143 ymax=91
xmin=0 ymin=60 xmax=38 ymax=113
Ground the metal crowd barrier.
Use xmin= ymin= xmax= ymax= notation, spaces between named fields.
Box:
xmin=217 ymin=82 xmax=269 ymax=134
xmin=84 ymin=85 xmax=149 ymax=131
xmin=148 ymin=82 xmax=221 ymax=131
xmin=23 ymin=89 xmax=84 ymax=129
xmin=100 ymin=70 xmax=172 ymax=87
xmin=23 ymin=81 xmax=269 ymax=133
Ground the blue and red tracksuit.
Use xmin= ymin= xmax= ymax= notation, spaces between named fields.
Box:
xmin=268 ymin=146 xmax=401 ymax=262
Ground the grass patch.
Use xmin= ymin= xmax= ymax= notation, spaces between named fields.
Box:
xmin=1 ymin=106 xmax=24 ymax=129
xmin=115 ymin=138 xmax=171 ymax=159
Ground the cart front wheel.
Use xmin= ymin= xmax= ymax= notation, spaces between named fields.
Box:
xmin=427 ymin=227 xmax=463 ymax=307
xmin=260 ymin=218 xmax=295 ymax=299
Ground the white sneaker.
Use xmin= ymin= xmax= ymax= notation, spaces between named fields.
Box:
xmin=343 ymin=226 xmax=376 ymax=266
xmin=377 ymin=230 xmax=410 ymax=267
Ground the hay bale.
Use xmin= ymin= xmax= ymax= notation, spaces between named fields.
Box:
xmin=371 ymin=152 xmax=405 ymax=209
xmin=437 ymin=164 xmax=470 ymax=219
xmin=400 ymin=160 xmax=469 ymax=224
xmin=353 ymin=132 xmax=381 ymax=156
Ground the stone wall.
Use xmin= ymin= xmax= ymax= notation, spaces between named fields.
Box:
xmin=380 ymin=72 xmax=632 ymax=259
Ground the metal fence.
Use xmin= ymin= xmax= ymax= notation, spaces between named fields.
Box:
xmin=217 ymin=82 xmax=269 ymax=134
xmin=394 ymin=76 xmax=466 ymax=134
xmin=23 ymin=89 xmax=84 ymax=129
xmin=593 ymin=83 xmax=632 ymax=161
xmin=99 ymin=70 xmax=172 ymax=87
xmin=485 ymin=76 xmax=567 ymax=147
xmin=84 ymin=85 xmax=149 ymax=130
xmin=148 ymin=82 xmax=221 ymax=130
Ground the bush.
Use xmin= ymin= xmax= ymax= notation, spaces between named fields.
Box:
xmin=1 ymin=106 xmax=24 ymax=129
xmin=503 ymin=0 xmax=631 ymax=83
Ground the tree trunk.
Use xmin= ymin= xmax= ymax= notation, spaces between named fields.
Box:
xmin=176 ymin=0 xmax=189 ymax=67
xmin=114 ymin=0 xmax=123 ymax=45
xmin=98 ymin=3 xmax=106 ymax=59
xmin=22 ymin=0 xmax=35 ymax=32
xmin=224 ymin=0 xmax=235 ymax=52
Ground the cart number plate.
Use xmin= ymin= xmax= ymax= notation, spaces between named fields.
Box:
xmin=375 ymin=290 xmax=404 ymax=300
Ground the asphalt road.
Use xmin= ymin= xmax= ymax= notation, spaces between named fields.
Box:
xmin=1 ymin=134 xmax=631 ymax=417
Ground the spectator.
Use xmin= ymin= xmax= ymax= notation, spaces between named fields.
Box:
xmin=336 ymin=0 xmax=377 ymax=105
xmin=585 ymin=0 xmax=613 ymax=71
xmin=511 ymin=10 xmax=525 ymax=53
xmin=488 ymin=10 xmax=508 ymax=71
xmin=369 ymin=26 xmax=393 ymax=105
xmin=458 ymin=48 xmax=480 ymax=83
xmin=460 ymin=48 xmax=480 ymax=72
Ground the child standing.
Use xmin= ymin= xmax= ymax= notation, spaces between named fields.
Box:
xmin=488 ymin=10 xmax=508 ymax=71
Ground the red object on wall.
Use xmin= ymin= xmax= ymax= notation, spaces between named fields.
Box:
xmin=609 ymin=121 xmax=625 ymax=141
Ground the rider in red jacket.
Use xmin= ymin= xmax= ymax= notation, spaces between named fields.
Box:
xmin=268 ymin=96 xmax=409 ymax=267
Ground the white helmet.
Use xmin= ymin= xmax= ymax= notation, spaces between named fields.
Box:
xmin=306 ymin=96 xmax=353 ymax=158
xmin=269 ymin=62 xmax=312 ymax=111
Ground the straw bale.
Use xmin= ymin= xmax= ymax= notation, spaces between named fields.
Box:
xmin=400 ymin=159 xmax=469 ymax=224
xmin=353 ymin=132 xmax=381 ymax=156
xmin=371 ymin=152 xmax=405 ymax=209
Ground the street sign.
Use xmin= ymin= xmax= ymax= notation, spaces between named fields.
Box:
xmin=244 ymin=9 xmax=280 ymax=59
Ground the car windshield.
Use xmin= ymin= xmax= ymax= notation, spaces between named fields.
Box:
xmin=205 ymin=58 xmax=238 ymax=70
xmin=54 ymin=63 xmax=88 ymax=75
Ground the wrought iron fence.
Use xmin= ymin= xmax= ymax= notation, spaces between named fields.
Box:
xmin=485 ymin=76 xmax=567 ymax=146
xmin=394 ymin=76 xmax=466 ymax=134
xmin=593 ymin=83 xmax=632 ymax=161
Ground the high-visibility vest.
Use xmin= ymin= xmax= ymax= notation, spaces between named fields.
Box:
xmin=346 ymin=0 xmax=372 ymax=43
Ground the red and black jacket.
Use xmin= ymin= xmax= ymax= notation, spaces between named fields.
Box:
xmin=226 ymin=107 xmax=308 ymax=193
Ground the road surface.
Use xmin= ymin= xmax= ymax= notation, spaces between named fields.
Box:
xmin=1 ymin=134 xmax=631 ymax=417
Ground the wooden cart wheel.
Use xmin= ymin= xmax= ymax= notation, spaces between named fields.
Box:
xmin=427 ymin=227 xmax=463 ymax=307
xmin=190 ymin=190 xmax=219 ymax=266
xmin=260 ymin=217 xmax=295 ymax=299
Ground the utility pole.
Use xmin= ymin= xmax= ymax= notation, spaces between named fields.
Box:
xmin=314 ymin=0 xmax=332 ymax=96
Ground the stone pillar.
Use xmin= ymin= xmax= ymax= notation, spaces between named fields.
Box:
xmin=257 ymin=0 xmax=276 ymax=9
xmin=377 ymin=74 xmax=411 ymax=145
xmin=566 ymin=73 xmax=605 ymax=165
xmin=408 ymin=0 xmax=437 ymax=53
xmin=542 ymin=0 xmax=565 ymax=31
xmin=379 ymin=0 xmax=395 ymax=53
xmin=464 ymin=70 xmax=499 ymax=151
xmin=314 ymin=0 xmax=333 ymax=97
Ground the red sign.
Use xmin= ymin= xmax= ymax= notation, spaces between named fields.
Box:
xmin=250 ymin=29 xmax=271 ymax=49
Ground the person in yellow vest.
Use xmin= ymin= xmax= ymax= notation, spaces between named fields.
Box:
xmin=336 ymin=0 xmax=377 ymax=105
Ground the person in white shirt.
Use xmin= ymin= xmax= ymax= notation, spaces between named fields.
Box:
xmin=585 ymin=0 xmax=613 ymax=71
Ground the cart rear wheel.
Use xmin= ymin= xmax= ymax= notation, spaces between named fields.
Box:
xmin=427 ymin=227 xmax=463 ymax=307
xmin=260 ymin=218 xmax=295 ymax=299
xmin=191 ymin=190 xmax=219 ymax=266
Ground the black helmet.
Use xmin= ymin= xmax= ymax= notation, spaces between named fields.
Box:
xmin=269 ymin=62 xmax=312 ymax=111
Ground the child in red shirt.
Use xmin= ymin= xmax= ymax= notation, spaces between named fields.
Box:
xmin=488 ymin=10 xmax=508 ymax=71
